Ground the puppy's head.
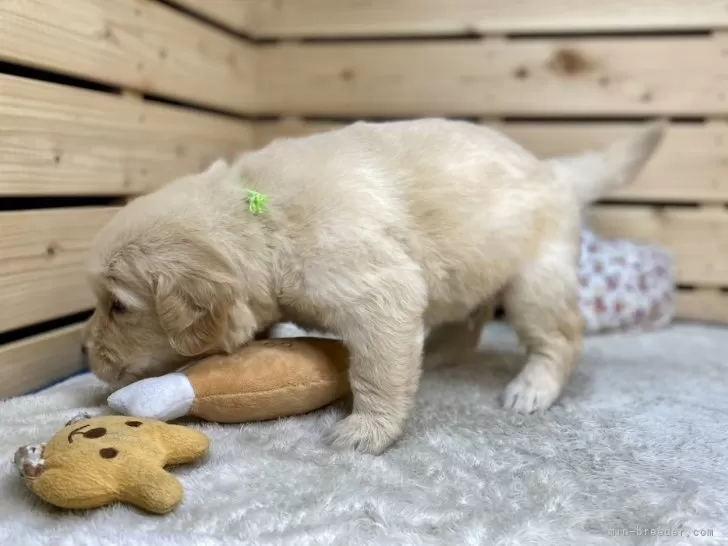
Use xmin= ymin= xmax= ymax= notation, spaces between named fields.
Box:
xmin=85 ymin=193 xmax=262 ymax=387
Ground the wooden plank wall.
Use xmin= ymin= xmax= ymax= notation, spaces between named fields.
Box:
xmin=1 ymin=0 xmax=727 ymax=396
xmin=249 ymin=2 xmax=728 ymax=323
xmin=0 ymin=0 xmax=255 ymax=398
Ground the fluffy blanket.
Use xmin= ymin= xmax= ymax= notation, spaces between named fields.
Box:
xmin=1 ymin=323 xmax=726 ymax=546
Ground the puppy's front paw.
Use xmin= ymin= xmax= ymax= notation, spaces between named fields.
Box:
xmin=501 ymin=372 xmax=561 ymax=413
xmin=324 ymin=414 xmax=403 ymax=454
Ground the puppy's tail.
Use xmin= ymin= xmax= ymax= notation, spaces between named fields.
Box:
xmin=547 ymin=120 xmax=666 ymax=205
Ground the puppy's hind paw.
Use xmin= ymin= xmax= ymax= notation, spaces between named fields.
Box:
xmin=500 ymin=372 xmax=561 ymax=414
xmin=324 ymin=413 xmax=403 ymax=455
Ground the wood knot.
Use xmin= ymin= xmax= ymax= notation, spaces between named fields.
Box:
xmin=101 ymin=25 xmax=114 ymax=40
xmin=45 ymin=242 xmax=58 ymax=257
xmin=548 ymin=48 xmax=594 ymax=76
xmin=340 ymin=68 xmax=355 ymax=82
xmin=513 ymin=66 xmax=530 ymax=80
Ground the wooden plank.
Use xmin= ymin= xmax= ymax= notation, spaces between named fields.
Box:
xmin=248 ymin=0 xmax=728 ymax=37
xmin=253 ymin=121 xmax=728 ymax=203
xmin=0 ymin=207 xmax=118 ymax=333
xmin=0 ymin=75 xmax=252 ymax=196
xmin=588 ymin=207 xmax=728 ymax=287
xmin=676 ymin=290 xmax=728 ymax=324
xmin=257 ymin=37 xmax=728 ymax=116
xmin=167 ymin=0 xmax=251 ymax=34
xmin=0 ymin=324 xmax=86 ymax=399
xmin=0 ymin=0 xmax=256 ymax=114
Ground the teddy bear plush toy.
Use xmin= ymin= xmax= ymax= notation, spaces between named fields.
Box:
xmin=15 ymin=414 xmax=209 ymax=514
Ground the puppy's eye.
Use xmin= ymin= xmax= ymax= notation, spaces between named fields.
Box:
xmin=110 ymin=298 xmax=127 ymax=314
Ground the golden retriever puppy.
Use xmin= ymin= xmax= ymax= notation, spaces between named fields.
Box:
xmin=85 ymin=118 xmax=664 ymax=453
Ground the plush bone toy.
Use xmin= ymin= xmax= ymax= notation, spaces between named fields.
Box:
xmin=109 ymin=338 xmax=350 ymax=423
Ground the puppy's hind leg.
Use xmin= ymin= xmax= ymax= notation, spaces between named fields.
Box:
xmin=500 ymin=243 xmax=583 ymax=413
xmin=422 ymin=303 xmax=495 ymax=370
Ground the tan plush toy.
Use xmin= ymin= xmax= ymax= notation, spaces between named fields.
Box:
xmin=14 ymin=414 xmax=209 ymax=514
xmin=108 ymin=337 xmax=351 ymax=423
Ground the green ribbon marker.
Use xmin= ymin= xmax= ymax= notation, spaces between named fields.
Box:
xmin=246 ymin=189 xmax=268 ymax=216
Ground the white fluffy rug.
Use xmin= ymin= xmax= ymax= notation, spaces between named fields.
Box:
xmin=1 ymin=322 xmax=727 ymax=546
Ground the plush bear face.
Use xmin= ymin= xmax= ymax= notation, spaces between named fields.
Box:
xmin=15 ymin=415 xmax=209 ymax=514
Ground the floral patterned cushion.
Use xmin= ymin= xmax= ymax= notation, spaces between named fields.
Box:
xmin=579 ymin=228 xmax=676 ymax=334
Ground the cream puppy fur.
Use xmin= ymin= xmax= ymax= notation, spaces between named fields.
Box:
xmin=85 ymin=118 xmax=664 ymax=454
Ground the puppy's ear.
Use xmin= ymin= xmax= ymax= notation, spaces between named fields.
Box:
xmin=202 ymin=158 xmax=229 ymax=177
xmin=154 ymin=244 xmax=237 ymax=357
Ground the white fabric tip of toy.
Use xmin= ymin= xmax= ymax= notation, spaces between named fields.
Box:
xmin=108 ymin=373 xmax=195 ymax=422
